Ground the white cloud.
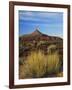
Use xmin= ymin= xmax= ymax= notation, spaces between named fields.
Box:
xmin=19 ymin=11 xmax=63 ymax=24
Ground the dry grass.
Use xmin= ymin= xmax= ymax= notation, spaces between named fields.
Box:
xmin=19 ymin=50 xmax=62 ymax=79
xmin=56 ymin=72 xmax=63 ymax=77
xmin=46 ymin=51 xmax=61 ymax=75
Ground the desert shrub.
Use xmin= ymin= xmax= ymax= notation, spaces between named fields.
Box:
xmin=47 ymin=44 xmax=57 ymax=54
xmin=19 ymin=51 xmax=47 ymax=78
xmin=19 ymin=60 xmax=23 ymax=65
xmin=19 ymin=58 xmax=25 ymax=65
xmin=46 ymin=51 xmax=61 ymax=75
xmin=37 ymin=41 xmax=46 ymax=46
xmin=19 ymin=50 xmax=61 ymax=78
xmin=56 ymin=72 xmax=63 ymax=77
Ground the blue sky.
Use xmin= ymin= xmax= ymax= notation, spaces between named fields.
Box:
xmin=19 ymin=10 xmax=63 ymax=38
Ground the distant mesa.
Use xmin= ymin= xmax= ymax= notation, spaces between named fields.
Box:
xmin=19 ymin=28 xmax=63 ymax=42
